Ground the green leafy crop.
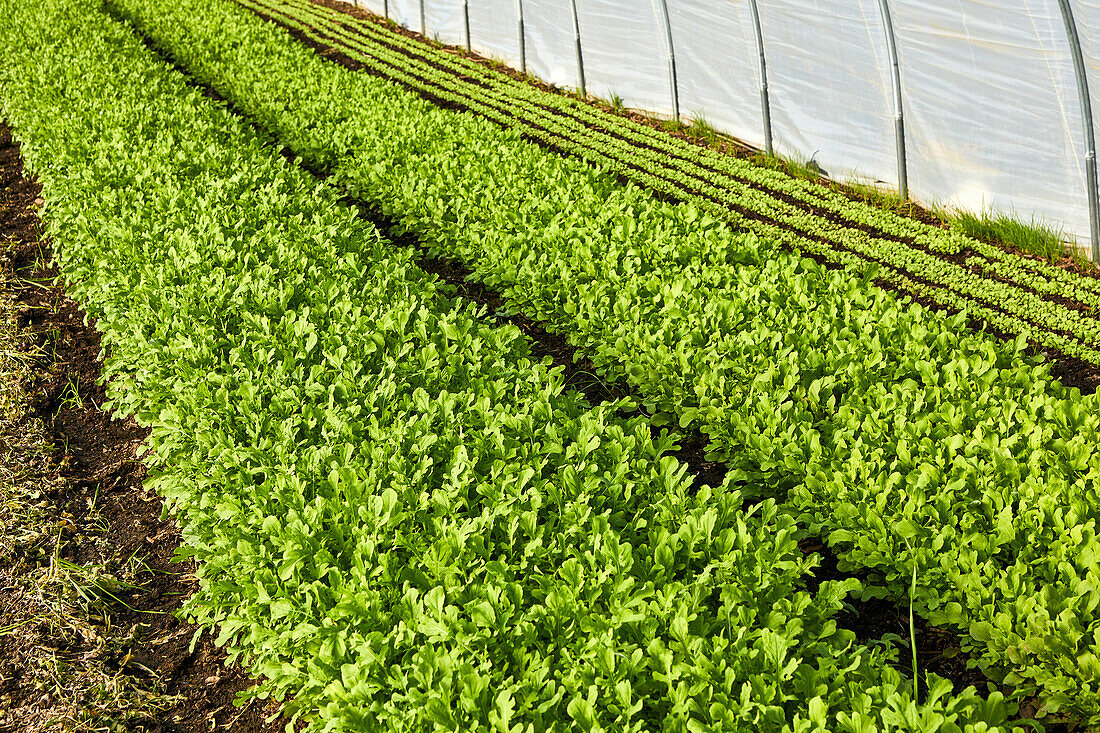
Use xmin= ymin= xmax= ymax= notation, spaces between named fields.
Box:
xmin=108 ymin=0 xmax=1100 ymax=722
xmin=241 ymin=0 xmax=1100 ymax=364
xmin=0 ymin=0 xmax=1021 ymax=730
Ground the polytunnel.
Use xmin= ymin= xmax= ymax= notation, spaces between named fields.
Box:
xmin=353 ymin=0 xmax=1100 ymax=257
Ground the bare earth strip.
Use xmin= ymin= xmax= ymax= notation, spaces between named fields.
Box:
xmin=0 ymin=123 xmax=289 ymax=732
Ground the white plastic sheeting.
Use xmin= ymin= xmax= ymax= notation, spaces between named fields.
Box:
xmin=756 ymin=1 xmax=897 ymax=184
xmin=507 ymin=0 xmax=577 ymax=88
xmin=338 ymin=0 xmax=1100 ymax=244
xmin=576 ymin=0 xmax=668 ymax=110
xmin=666 ymin=2 xmax=761 ymax=147
xmin=893 ymin=2 xmax=1084 ymax=232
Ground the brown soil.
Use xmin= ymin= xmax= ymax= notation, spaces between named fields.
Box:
xmin=0 ymin=124 xmax=290 ymax=731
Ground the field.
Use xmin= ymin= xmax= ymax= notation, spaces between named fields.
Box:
xmin=1 ymin=0 xmax=1100 ymax=729
xmin=239 ymin=0 xmax=1100 ymax=371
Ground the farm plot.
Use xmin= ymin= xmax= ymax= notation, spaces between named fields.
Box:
xmin=110 ymin=0 xmax=1100 ymax=723
xmin=246 ymin=0 xmax=1100 ymax=368
xmin=0 ymin=0 xmax=1022 ymax=730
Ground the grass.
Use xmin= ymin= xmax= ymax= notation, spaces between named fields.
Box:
xmin=660 ymin=116 xmax=686 ymax=134
xmin=905 ymin=540 xmax=920 ymax=703
xmin=483 ymin=54 xmax=511 ymax=72
xmin=847 ymin=180 xmax=908 ymax=211
xmin=754 ymin=150 xmax=829 ymax=182
xmin=687 ymin=115 xmax=721 ymax=149
xmin=606 ymin=92 xmax=625 ymax=115
xmin=946 ymin=208 xmax=1073 ymax=264
xmin=56 ymin=374 xmax=88 ymax=414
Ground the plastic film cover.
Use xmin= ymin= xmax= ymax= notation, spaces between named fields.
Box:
xmin=574 ymin=0 xmax=670 ymax=113
xmin=755 ymin=0 xmax=896 ymax=184
xmin=421 ymin=0 xmax=464 ymax=46
xmin=515 ymin=0 xmax=580 ymax=90
xmin=894 ymin=0 xmax=1087 ymax=237
xmin=351 ymin=0 xmax=384 ymax=18
xmin=467 ymin=0 xmax=522 ymax=62
xmin=383 ymin=0 xmax=421 ymax=31
xmin=1064 ymin=0 xmax=1100 ymax=241
xmin=668 ymin=0 xmax=765 ymax=149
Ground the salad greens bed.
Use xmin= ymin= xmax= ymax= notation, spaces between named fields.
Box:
xmin=0 ymin=0 xmax=1024 ymax=729
xmin=246 ymin=0 xmax=1100 ymax=366
xmin=110 ymin=0 xmax=1100 ymax=722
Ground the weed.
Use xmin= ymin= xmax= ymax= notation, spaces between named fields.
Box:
xmin=17 ymin=275 xmax=51 ymax=290
xmin=848 ymin=181 xmax=917 ymax=217
xmin=905 ymin=539 xmax=920 ymax=702
xmin=755 ymin=150 xmax=829 ymax=182
xmin=31 ymin=240 xmax=49 ymax=271
xmin=44 ymin=325 xmax=61 ymax=362
xmin=0 ymin=241 xmax=179 ymax=728
xmin=1070 ymin=242 xmax=1093 ymax=269
xmin=688 ymin=115 xmax=721 ymax=149
xmin=660 ymin=116 xmax=685 ymax=134
xmin=47 ymin=554 xmax=141 ymax=614
xmin=568 ymin=368 xmax=623 ymax=399
xmin=949 ymin=209 xmax=1066 ymax=263
xmin=55 ymin=373 xmax=85 ymax=416
xmin=607 ymin=92 xmax=625 ymax=115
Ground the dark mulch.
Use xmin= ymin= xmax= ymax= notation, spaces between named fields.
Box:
xmin=0 ymin=122 xmax=291 ymax=732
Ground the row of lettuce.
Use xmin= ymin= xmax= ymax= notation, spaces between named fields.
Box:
xmin=0 ymin=0 xmax=1023 ymax=729
xmin=236 ymin=0 xmax=1100 ymax=366
xmin=110 ymin=0 xmax=1100 ymax=722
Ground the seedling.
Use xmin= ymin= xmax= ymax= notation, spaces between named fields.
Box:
xmin=57 ymin=373 xmax=85 ymax=413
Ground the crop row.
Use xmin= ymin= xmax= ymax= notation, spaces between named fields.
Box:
xmin=286 ymin=0 xmax=1100 ymax=304
xmin=237 ymin=0 xmax=1100 ymax=365
xmin=0 ymin=0 xmax=1022 ymax=729
xmin=111 ymin=0 xmax=1100 ymax=721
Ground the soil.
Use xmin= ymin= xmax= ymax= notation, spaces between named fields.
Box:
xmin=0 ymin=124 xmax=291 ymax=731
